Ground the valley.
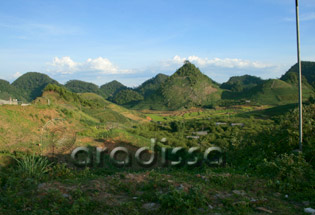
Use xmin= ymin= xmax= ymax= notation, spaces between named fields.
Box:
xmin=0 ymin=61 xmax=314 ymax=215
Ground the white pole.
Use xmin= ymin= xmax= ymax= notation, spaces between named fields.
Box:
xmin=295 ymin=0 xmax=303 ymax=151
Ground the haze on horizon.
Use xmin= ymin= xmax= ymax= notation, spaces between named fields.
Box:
xmin=0 ymin=0 xmax=314 ymax=87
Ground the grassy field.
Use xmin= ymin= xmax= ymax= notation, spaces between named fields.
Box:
xmin=0 ymin=93 xmax=314 ymax=214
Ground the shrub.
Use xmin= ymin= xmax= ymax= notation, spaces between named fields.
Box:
xmin=14 ymin=154 xmax=53 ymax=181
xmin=257 ymin=153 xmax=315 ymax=191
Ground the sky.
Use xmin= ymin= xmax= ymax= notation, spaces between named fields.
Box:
xmin=0 ymin=0 xmax=314 ymax=87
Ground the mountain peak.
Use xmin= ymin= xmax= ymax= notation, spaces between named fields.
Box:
xmin=172 ymin=61 xmax=203 ymax=78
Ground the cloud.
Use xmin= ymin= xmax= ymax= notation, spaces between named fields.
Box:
xmin=45 ymin=55 xmax=283 ymax=86
xmin=12 ymin=72 xmax=22 ymax=79
xmin=150 ymin=55 xmax=282 ymax=83
xmin=48 ymin=56 xmax=133 ymax=75
xmin=167 ymin=55 xmax=270 ymax=69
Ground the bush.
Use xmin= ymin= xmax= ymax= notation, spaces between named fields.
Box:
xmin=158 ymin=186 xmax=207 ymax=214
xmin=14 ymin=154 xmax=53 ymax=181
xmin=257 ymin=153 xmax=315 ymax=191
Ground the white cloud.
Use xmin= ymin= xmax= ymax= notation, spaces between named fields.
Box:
xmin=12 ymin=72 xmax=22 ymax=79
xmin=168 ymin=55 xmax=270 ymax=69
xmin=48 ymin=56 xmax=133 ymax=75
xmin=150 ymin=55 xmax=282 ymax=83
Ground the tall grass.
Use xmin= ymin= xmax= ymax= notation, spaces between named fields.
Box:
xmin=15 ymin=154 xmax=53 ymax=180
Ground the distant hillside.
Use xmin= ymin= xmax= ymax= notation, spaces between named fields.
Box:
xmin=65 ymin=80 xmax=102 ymax=96
xmin=281 ymin=61 xmax=315 ymax=88
xmin=12 ymin=72 xmax=59 ymax=102
xmin=135 ymin=73 xmax=169 ymax=98
xmin=42 ymin=84 xmax=147 ymax=123
xmin=133 ymin=61 xmax=221 ymax=110
xmin=221 ymin=75 xmax=264 ymax=92
xmin=0 ymin=79 xmax=25 ymax=101
xmin=223 ymin=78 xmax=314 ymax=105
xmin=100 ymin=80 xmax=127 ymax=98
xmin=111 ymin=89 xmax=144 ymax=105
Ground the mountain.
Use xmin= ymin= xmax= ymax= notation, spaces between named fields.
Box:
xmin=111 ymin=89 xmax=144 ymax=105
xmin=0 ymin=79 xmax=25 ymax=101
xmin=133 ymin=61 xmax=221 ymax=110
xmin=280 ymin=61 xmax=315 ymax=88
xmin=12 ymin=72 xmax=59 ymax=102
xmin=65 ymin=80 xmax=102 ymax=95
xmin=221 ymin=75 xmax=264 ymax=92
xmin=100 ymin=80 xmax=127 ymax=99
xmin=42 ymin=84 xmax=147 ymax=123
xmin=227 ymin=79 xmax=314 ymax=105
xmin=135 ymin=73 xmax=169 ymax=98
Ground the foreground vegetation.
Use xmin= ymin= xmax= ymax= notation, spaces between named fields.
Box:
xmin=0 ymin=90 xmax=314 ymax=214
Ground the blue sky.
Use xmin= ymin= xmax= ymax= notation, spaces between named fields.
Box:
xmin=0 ymin=0 xmax=314 ymax=87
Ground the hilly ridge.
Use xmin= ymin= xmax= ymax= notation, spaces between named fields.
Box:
xmin=1 ymin=61 xmax=314 ymax=109
xmin=12 ymin=72 xmax=59 ymax=102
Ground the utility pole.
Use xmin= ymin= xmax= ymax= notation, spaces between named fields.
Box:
xmin=295 ymin=0 xmax=303 ymax=151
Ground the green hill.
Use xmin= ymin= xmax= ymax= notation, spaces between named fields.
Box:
xmin=0 ymin=79 xmax=25 ymax=101
xmin=221 ymin=75 xmax=264 ymax=92
xmin=100 ymin=80 xmax=127 ymax=98
xmin=42 ymin=84 xmax=147 ymax=123
xmin=111 ymin=89 xmax=144 ymax=105
xmin=244 ymin=79 xmax=313 ymax=105
xmin=12 ymin=72 xmax=59 ymax=102
xmin=281 ymin=61 xmax=315 ymax=88
xmin=65 ymin=80 xmax=103 ymax=96
xmin=135 ymin=73 xmax=169 ymax=98
xmin=133 ymin=61 xmax=222 ymax=110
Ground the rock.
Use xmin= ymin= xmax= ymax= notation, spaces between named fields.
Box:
xmin=142 ymin=203 xmax=160 ymax=211
xmin=303 ymin=201 xmax=310 ymax=206
xmin=37 ymin=183 xmax=47 ymax=190
xmin=233 ymin=201 xmax=247 ymax=206
xmin=62 ymin=193 xmax=70 ymax=198
xmin=304 ymin=208 xmax=315 ymax=214
xmin=208 ymin=204 xmax=214 ymax=210
xmin=273 ymin=192 xmax=281 ymax=197
xmin=232 ymin=190 xmax=246 ymax=196
xmin=256 ymin=207 xmax=273 ymax=214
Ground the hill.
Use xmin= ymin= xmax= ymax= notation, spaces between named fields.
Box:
xmin=65 ymin=80 xmax=102 ymax=96
xmin=281 ymin=61 xmax=315 ymax=88
xmin=239 ymin=79 xmax=313 ymax=105
xmin=42 ymin=84 xmax=147 ymax=123
xmin=0 ymin=79 xmax=25 ymax=101
xmin=111 ymin=89 xmax=144 ymax=105
xmin=133 ymin=61 xmax=222 ymax=110
xmin=135 ymin=73 xmax=169 ymax=98
xmin=221 ymin=75 xmax=264 ymax=92
xmin=12 ymin=72 xmax=59 ymax=102
xmin=100 ymin=80 xmax=127 ymax=98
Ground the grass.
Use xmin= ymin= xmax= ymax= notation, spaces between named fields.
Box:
xmin=0 ymin=90 xmax=314 ymax=214
xmin=0 ymin=156 xmax=311 ymax=215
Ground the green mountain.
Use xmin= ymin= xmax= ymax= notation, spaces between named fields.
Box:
xmin=280 ymin=61 xmax=315 ymax=88
xmin=100 ymin=80 xmax=127 ymax=98
xmin=133 ymin=61 xmax=221 ymax=110
xmin=0 ymin=79 xmax=25 ymax=101
xmin=42 ymin=84 xmax=146 ymax=123
xmin=111 ymin=89 xmax=144 ymax=105
xmin=221 ymin=75 xmax=264 ymax=92
xmin=135 ymin=73 xmax=168 ymax=98
xmin=12 ymin=72 xmax=59 ymax=102
xmin=65 ymin=80 xmax=102 ymax=95
xmin=227 ymin=79 xmax=314 ymax=105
